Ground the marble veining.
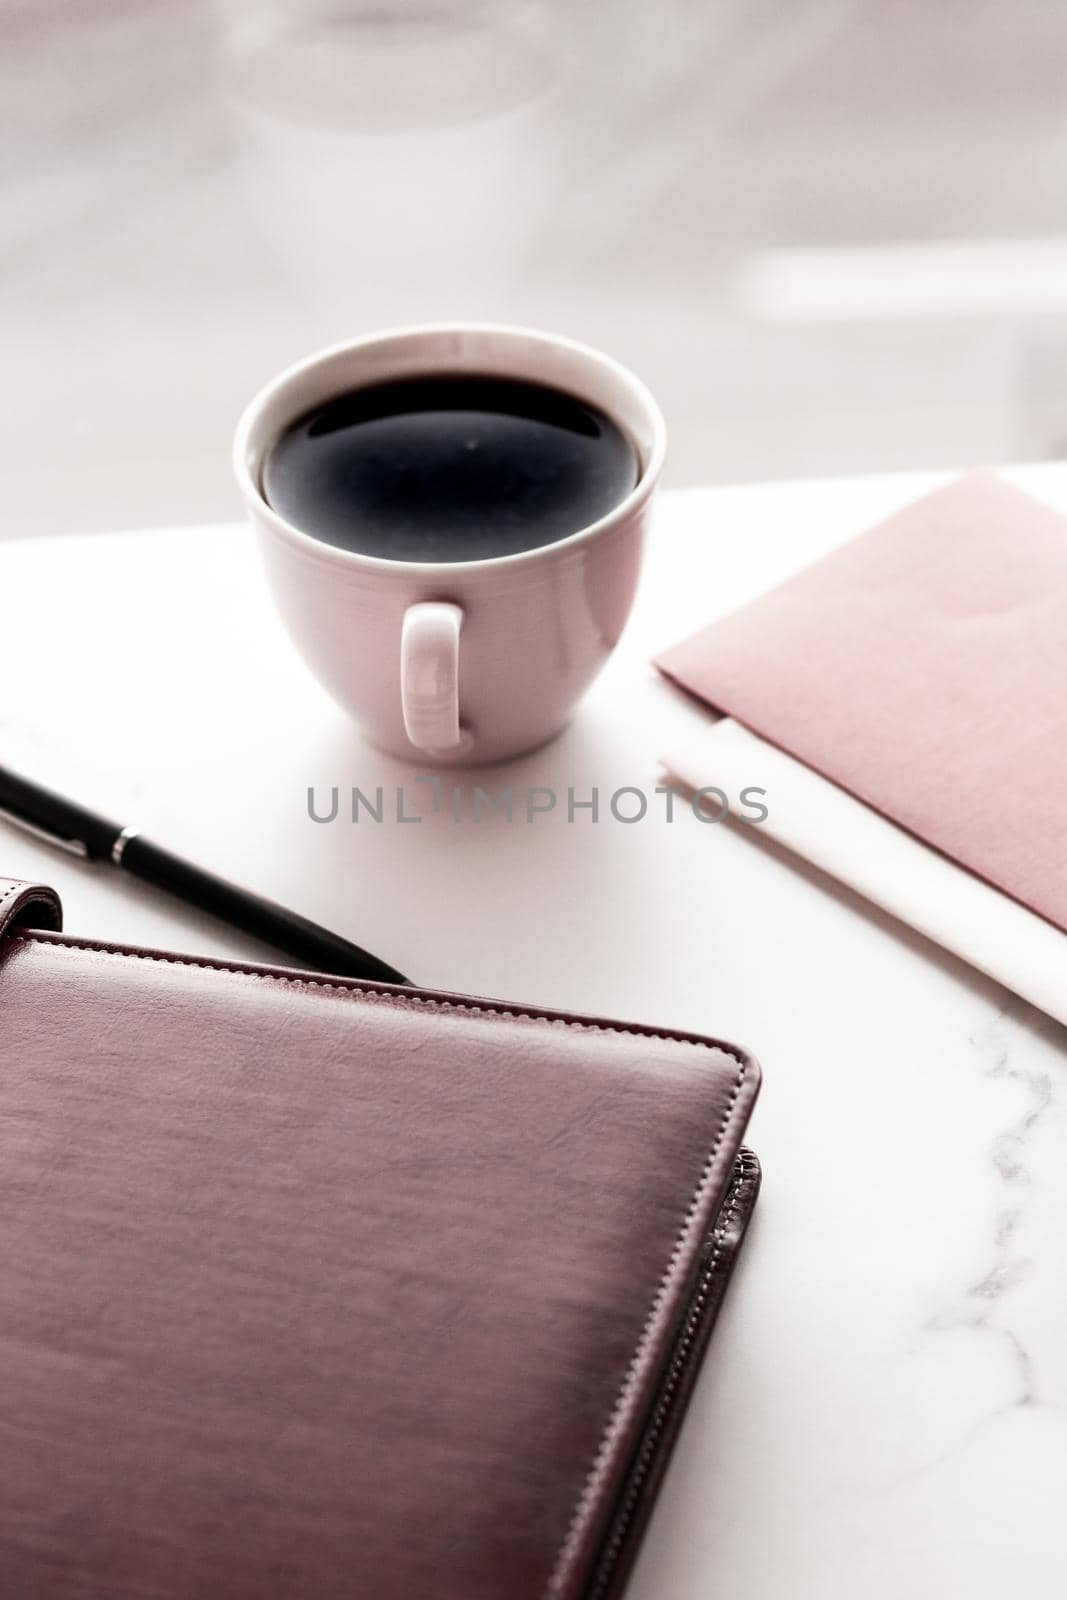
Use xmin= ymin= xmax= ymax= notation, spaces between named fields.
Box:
xmin=922 ymin=1005 xmax=1053 ymax=1439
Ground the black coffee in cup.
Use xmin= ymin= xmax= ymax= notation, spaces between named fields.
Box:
xmin=263 ymin=374 xmax=638 ymax=563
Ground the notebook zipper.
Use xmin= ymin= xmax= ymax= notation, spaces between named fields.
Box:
xmin=584 ymin=1157 xmax=750 ymax=1600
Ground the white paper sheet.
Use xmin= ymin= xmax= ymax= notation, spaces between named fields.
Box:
xmin=664 ymin=718 xmax=1067 ymax=1026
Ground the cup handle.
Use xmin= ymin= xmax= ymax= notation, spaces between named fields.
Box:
xmin=400 ymin=601 xmax=464 ymax=752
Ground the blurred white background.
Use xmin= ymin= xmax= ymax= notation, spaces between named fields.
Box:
xmin=4 ymin=0 xmax=1067 ymax=536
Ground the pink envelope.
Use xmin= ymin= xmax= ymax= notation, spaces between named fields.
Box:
xmin=656 ymin=472 xmax=1067 ymax=934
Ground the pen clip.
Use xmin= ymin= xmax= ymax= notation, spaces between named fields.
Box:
xmin=0 ymin=804 xmax=89 ymax=858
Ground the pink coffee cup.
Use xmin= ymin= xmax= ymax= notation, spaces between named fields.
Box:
xmin=234 ymin=324 xmax=666 ymax=765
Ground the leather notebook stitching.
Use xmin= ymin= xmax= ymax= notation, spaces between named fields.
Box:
xmin=13 ymin=929 xmax=748 ymax=1058
xmin=546 ymin=1062 xmax=750 ymax=1598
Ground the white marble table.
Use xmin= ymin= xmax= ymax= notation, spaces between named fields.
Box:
xmin=2 ymin=468 xmax=1065 ymax=1599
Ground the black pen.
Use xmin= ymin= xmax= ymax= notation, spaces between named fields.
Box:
xmin=0 ymin=763 xmax=409 ymax=986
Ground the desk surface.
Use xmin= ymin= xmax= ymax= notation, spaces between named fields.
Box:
xmin=2 ymin=467 xmax=1065 ymax=1599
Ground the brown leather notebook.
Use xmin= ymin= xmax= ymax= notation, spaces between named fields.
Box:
xmin=0 ymin=874 xmax=761 ymax=1600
